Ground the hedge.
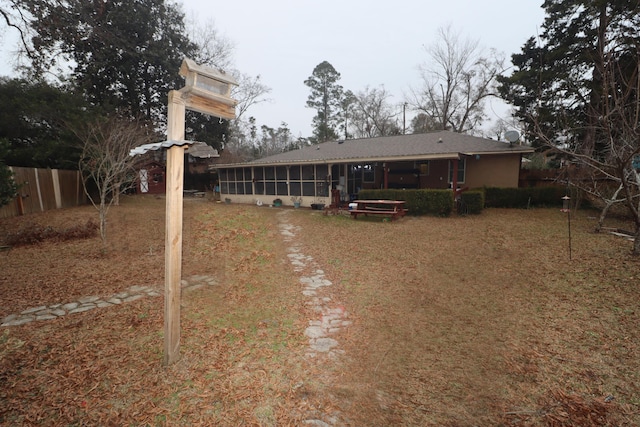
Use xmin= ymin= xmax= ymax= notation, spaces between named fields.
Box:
xmin=483 ymin=186 xmax=567 ymax=208
xmin=458 ymin=190 xmax=484 ymax=215
xmin=357 ymin=189 xmax=453 ymax=216
xmin=355 ymin=186 xmax=572 ymax=216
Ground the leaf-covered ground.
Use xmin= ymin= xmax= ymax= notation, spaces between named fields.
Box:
xmin=1 ymin=195 xmax=639 ymax=425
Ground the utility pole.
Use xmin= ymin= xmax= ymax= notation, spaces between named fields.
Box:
xmin=403 ymin=102 xmax=407 ymax=135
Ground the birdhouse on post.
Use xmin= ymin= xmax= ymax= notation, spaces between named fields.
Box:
xmin=178 ymin=58 xmax=238 ymax=119
xmin=130 ymin=58 xmax=238 ymax=366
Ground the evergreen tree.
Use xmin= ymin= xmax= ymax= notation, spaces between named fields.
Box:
xmin=0 ymin=139 xmax=17 ymax=208
xmin=304 ymin=61 xmax=344 ymax=142
xmin=21 ymin=0 xmax=196 ymax=125
xmin=499 ymin=0 xmax=640 ymax=254
xmin=499 ymin=0 xmax=640 ymax=154
xmin=0 ymin=77 xmax=92 ymax=169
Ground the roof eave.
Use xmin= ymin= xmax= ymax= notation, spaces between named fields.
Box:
xmin=214 ymin=153 xmax=463 ymax=168
xmin=461 ymin=148 xmax=535 ymax=156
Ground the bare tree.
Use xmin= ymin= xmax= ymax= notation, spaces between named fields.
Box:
xmin=349 ymin=85 xmax=400 ymax=138
xmin=232 ymin=73 xmax=272 ymax=121
xmin=410 ymin=25 xmax=505 ymax=133
xmin=185 ymin=15 xmax=271 ymax=121
xmin=186 ymin=16 xmax=272 ymax=155
xmin=0 ymin=0 xmax=36 ymax=67
xmin=185 ymin=15 xmax=235 ymax=70
xmin=76 ymin=116 xmax=156 ymax=246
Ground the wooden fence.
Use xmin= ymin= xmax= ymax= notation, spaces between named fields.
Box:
xmin=0 ymin=167 xmax=86 ymax=218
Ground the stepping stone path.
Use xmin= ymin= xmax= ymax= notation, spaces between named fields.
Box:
xmin=279 ymin=215 xmax=352 ymax=359
xmin=1 ymin=275 xmax=217 ymax=327
xmin=278 ymin=211 xmax=351 ymax=426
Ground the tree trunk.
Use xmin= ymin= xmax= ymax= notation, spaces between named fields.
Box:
xmin=633 ymin=226 xmax=640 ymax=256
xmin=113 ymin=181 xmax=121 ymax=206
xmin=595 ymin=184 xmax=624 ymax=232
xmin=99 ymin=199 xmax=107 ymax=246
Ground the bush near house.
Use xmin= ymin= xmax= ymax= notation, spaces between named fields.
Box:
xmin=358 ymin=189 xmax=453 ymax=216
xmin=484 ymin=186 xmax=568 ymax=209
xmin=458 ymin=190 xmax=484 ymax=215
xmin=360 ymin=187 xmax=574 ymax=215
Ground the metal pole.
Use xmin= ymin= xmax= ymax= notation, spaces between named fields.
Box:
xmin=567 ymin=206 xmax=572 ymax=260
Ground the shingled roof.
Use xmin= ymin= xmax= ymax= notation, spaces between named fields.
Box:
xmin=216 ymin=131 xmax=533 ymax=167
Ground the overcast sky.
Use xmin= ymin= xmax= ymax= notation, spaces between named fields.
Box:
xmin=1 ymin=1 xmax=546 ymax=139
xmin=179 ymin=0 xmax=546 ymax=138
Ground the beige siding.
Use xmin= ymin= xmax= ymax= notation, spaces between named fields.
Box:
xmin=465 ymin=153 xmax=521 ymax=188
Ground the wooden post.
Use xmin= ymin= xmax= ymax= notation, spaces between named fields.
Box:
xmin=383 ymin=163 xmax=389 ymax=189
xmin=164 ymin=90 xmax=186 ymax=366
xmin=452 ymin=157 xmax=459 ymax=199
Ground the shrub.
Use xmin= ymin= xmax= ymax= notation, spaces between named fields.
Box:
xmin=484 ymin=186 xmax=567 ymax=208
xmin=458 ymin=190 xmax=484 ymax=215
xmin=358 ymin=189 xmax=453 ymax=216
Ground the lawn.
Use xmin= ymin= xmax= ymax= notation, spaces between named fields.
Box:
xmin=0 ymin=195 xmax=639 ymax=426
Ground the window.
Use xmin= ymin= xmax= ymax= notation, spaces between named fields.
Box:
xmin=222 ymin=164 xmax=330 ymax=198
xmin=448 ymin=158 xmax=466 ymax=184
xmin=418 ymin=161 xmax=429 ymax=175
xmin=219 ymin=167 xmax=253 ymax=195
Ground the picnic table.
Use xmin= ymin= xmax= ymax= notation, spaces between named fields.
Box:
xmin=349 ymin=200 xmax=407 ymax=221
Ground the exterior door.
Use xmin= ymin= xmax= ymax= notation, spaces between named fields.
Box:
xmin=139 ymin=169 xmax=149 ymax=193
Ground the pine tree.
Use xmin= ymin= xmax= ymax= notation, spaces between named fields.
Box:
xmin=304 ymin=61 xmax=344 ymax=143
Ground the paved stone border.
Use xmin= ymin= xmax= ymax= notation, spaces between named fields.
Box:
xmin=1 ymin=275 xmax=218 ymax=327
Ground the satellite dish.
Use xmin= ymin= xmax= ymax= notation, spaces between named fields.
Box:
xmin=505 ymin=130 xmax=520 ymax=143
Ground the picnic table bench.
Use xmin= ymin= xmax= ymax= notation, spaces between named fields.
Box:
xmin=349 ymin=200 xmax=407 ymax=221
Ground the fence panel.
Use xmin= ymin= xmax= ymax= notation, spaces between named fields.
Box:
xmin=0 ymin=167 xmax=86 ymax=219
xmin=37 ymin=168 xmax=57 ymax=211
xmin=57 ymin=169 xmax=85 ymax=208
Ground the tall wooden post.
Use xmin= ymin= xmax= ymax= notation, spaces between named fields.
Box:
xmin=452 ymin=157 xmax=459 ymax=199
xmin=383 ymin=163 xmax=389 ymax=189
xmin=129 ymin=59 xmax=237 ymax=367
xmin=164 ymin=90 xmax=186 ymax=366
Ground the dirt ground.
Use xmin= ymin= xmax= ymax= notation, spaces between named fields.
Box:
xmin=1 ymin=195 xmax=639 ymax=426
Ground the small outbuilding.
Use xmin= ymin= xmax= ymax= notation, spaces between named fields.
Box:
xmin=186 ymin=142 xmax=220 ymax=175
xmin=136 ymin=160 xmax=166 ymax=195
xmin=213 ymin=131 xmax=534 ymax=207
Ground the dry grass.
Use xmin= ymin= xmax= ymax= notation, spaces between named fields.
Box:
xmin=1 ymin=196 xmax=639 ymax=425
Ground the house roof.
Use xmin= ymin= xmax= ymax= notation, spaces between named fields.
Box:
xmin=215 ymin=131 xmax=533 ymax=168
xmin=186 ymin=142 xmax=220 ymax=159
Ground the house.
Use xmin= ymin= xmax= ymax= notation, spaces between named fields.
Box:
xmin=213 ymin=131 xmax=534 ymax=207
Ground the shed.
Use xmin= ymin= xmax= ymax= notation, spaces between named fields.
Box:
xmin=136 ymin=161 xmax=166 ymax=194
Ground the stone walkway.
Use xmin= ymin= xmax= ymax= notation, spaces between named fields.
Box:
xmin=1 ymin=275 xmax=217 ymax=327
xmin=278 ymin=213 xmax=351 ymax=359
xmin=277 ymin=210 xmax=351 ymax=426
